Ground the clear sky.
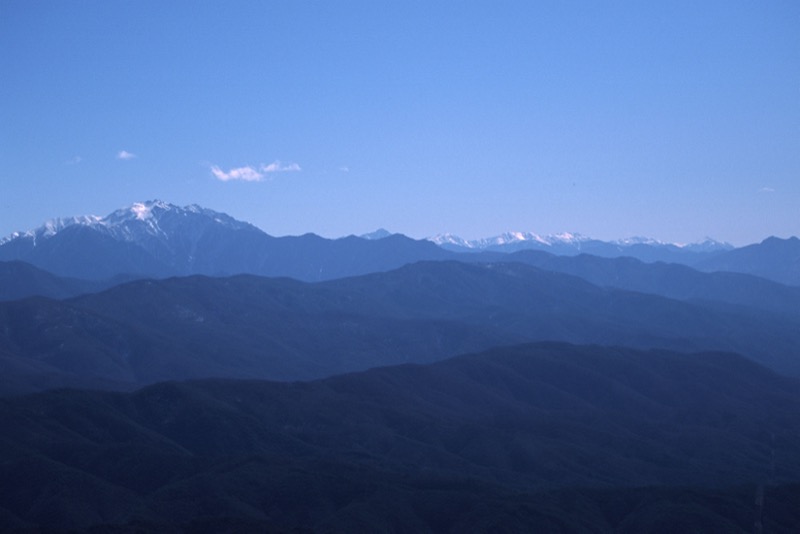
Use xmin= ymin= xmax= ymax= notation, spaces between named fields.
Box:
xmin=1 ymin=1 xmax=798 ymax=245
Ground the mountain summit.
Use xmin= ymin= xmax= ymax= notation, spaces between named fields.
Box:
xmin=0 ymin=201 xmax=450 ymax=280
xmin=1 ymin=200 xmax=257 ymax=246
xmin=0 ymin=201 xmax=269 ymax=278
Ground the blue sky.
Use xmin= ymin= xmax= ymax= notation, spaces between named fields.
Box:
xmin=1 ymin=1 xmax=798 ymax=245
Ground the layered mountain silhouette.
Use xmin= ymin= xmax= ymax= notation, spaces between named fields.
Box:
xmin=505 ymin=250 xmax=800 ymax=318
xmin=2 ymin=343 xmax=799 ymax=531
xmin=2 ymin=260 xmax=800 ymax=395
xmin=4 ymin=200 xmax=795 ymax=285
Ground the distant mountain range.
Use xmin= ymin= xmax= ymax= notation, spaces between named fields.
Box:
xmin=429 ymin=230 xmax=733 ymax=257
xmin=0 ymin=200 xmax=451 ymax=281
xmin=2 ymin=200 xmax=796 ymax=285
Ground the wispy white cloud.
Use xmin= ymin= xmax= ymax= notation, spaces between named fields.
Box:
xmin=117 ymin=150 xmax=136 ymax=160
xmin=210 ymin=160 xmax=301 ymax=182
xmin=65 ymin=156 xmax=82 ymax=165
xmin=339 ymin=166 xmax=350 ymax=172
xmin=759 ymin=187 xmax=775 ymax=193
xmin=211 ymin=165 xmax=264 ymax=182
xmin=261 ymin=161 xmax=301 ymax=173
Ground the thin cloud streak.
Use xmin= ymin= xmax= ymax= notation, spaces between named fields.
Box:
xmin=262 ymin=161 xmax=301 ymax=173
xmin=211 ymin=165 xmax=264 ymax=182
xmin=117 ymin=150 xmax=136 ymax=160
xmin=65 ymin=156 xmax=82 ymax=165
xmin=210 ymin=160 xmax=302 ymax=182
xmin=759 ymin=187 xmax=775 ymax=193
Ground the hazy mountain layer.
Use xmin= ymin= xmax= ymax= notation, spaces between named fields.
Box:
xmin=0 ymin=261 xmax=132 ymax=302
xmin=695 ymin=236 xmax=800 ymax=286
xmin=2 ymin=261 xmax=799 ymax=395
xmin=505 ymin=250 xmax=800 ymax=318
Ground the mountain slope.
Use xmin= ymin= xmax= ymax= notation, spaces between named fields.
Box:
xmin=2 ymin=343 xmax=800 ymax=531
xmin=506 ymin=250 xmax=800 ymax=319
xmin=695 ymin=236 xmax=800 ymax=286
xmin=0 ymin=261 xmax=113 ymax=301
xmin=0 ymin=271 xmax=517 ymax=394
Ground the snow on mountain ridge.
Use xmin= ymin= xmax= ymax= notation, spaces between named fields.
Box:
xmin=0 ymin=215 xmax=104 ymax=245
xmin=360 ymin=228 xmax=394 ymax=240
xmin=613 ymin=236 xmax=670 ymax=247
xmin=427 ymin=232 xmax=731 ymax=252
xmin=429 ymin=231 xmax=592 ymax=249
xmin=429 ymin=233 xmax=476 ymax=248
xmin=0 ymin=200 xmax=258 ymax=247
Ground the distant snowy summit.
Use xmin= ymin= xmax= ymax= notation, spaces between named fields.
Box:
xmin=360 ymin=228 xmax=395 ymax=240
xmin=430 ymin=231 xmax=590 ymax=252
xmin=0 ymin=200 xmax=269 ymax=279
xmin=0 ymin=201 xmax=450 ymax=281
xmin=427 ymin=231 xmax=733 ymax=255
xmin=0 ymin=200 xmax=256 ymax=247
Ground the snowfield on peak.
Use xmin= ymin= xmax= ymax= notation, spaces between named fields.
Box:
xmin=429 ymin=231 xmax=592 ymax=251
xmin=2 ymin=200 xmax=258 ymax=246
xmin=428 ymin=231 xmax=731 ymax=254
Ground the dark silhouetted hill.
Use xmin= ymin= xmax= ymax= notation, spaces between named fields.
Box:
xmin=1 ymin=343 xmax=800 ymax=531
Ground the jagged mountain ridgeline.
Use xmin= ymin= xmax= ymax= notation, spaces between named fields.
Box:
xmin=430 ymin=230 xmax=733 ymax=259
xmin=2 ymin=200 xmax=797 ymax=284
xmin=0 ymin=201 xmax=451 ymax=281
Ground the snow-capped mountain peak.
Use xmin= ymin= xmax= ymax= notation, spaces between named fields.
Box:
xmin=130 ymin=200 xmax=160 ymax=220
xmin=0 ymin=200 xmax=261 ymax=254
xmin=427 ymin=231 xmax=732 ymax=256
xmin=0 ymin=200 xmax=279 ymax=278
xmin=613 ymin=236 xmax=669 ymax=247
xmin=103 ymin=199 xmax=176 ymax=225
xmin=429 ymin=231 xmax=591 ymax=251
xmin=428 ymin=233 xmax=476 ymax=249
